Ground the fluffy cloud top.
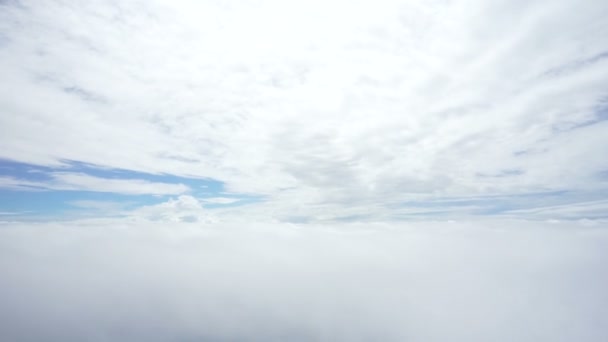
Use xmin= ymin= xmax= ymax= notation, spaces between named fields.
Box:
xmin=1 ymin=219 xmax=607 ymax=341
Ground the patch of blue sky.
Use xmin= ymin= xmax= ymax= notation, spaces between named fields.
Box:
xmin=592 ymin=97 xmax=608 ymax=122
xmin=0 ymin=159 xmax=258 ymax=217
xmin=0 ymin=190 xmax=150 ymax=216
xmin=540 ymin=50 xmax=608 ymax=79
xmin=597 ymin=170 xmax=608 ymax=180
xmin=550 ymin=96 xmax=608 ymax=133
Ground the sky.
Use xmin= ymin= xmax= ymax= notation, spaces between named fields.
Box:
xmin=1 ymin=0 xmax=608 ymax=341
xmin=0 ymin=0 xmax=607 ymax=222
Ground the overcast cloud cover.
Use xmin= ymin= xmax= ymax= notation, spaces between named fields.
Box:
xmin=1 ymin=0 xmax=608 ymax=340
xmin=1 ymin=219 xmax=608 ymax=341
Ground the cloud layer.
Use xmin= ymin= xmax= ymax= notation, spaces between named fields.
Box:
xmin=1 ymin=0 xmax=607 ymax=219
xmin=1 ymin=219 xmax=607 ymax=341
xmin=2 ymin=3 xmax=607 ymax=340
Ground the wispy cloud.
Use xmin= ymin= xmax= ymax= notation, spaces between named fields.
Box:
xmin=0 ymin=0 xmax=607 ymax=220
xmin=0 ymin=172 xmax=189 ymax=195
xmin=200 ymin=197 xmax=242 ymax=204
xmin=502 ymin=199 xmax=608 ymax=220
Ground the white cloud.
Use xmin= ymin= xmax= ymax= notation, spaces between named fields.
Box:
xmin=0 ymin=211 xmax=28 ymax=216
xmin=0 ymin=172 xmax=189 ymax=195
xmin=201 ymin=197 xmax=242 ymax=204
xmin=0 ymin=219 xmax=606 ymax=341
xmin=0 ymin=0 xmax=607 ymax=219
xmin=132 ymin=195 xmax=217 ymax=223
xmin=68 ymin=200 xmax=133 ymax=211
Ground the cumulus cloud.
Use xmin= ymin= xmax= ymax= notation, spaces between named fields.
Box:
xmin=131 ymin=195 xmax=218 ymax=223
xmin=0 ymin=172 xmax=189 ymax=195
xmin=0 ymin=219 xmax=607 ymax=341
xmin=0 ymin=0 xmax=607 ymax=219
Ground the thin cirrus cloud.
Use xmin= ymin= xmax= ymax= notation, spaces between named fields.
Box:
xmin=0 ymin=172 xmax=190 ymax=196
xmin=0 ymin=0 xmax=607 ymax=220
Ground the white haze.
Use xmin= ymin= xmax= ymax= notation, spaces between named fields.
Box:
xmin=1 ymin=219 xmax=607 ymax=341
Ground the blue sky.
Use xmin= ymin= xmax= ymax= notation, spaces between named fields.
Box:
xmin=0 ymin=158 xmax=256 ymax=220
